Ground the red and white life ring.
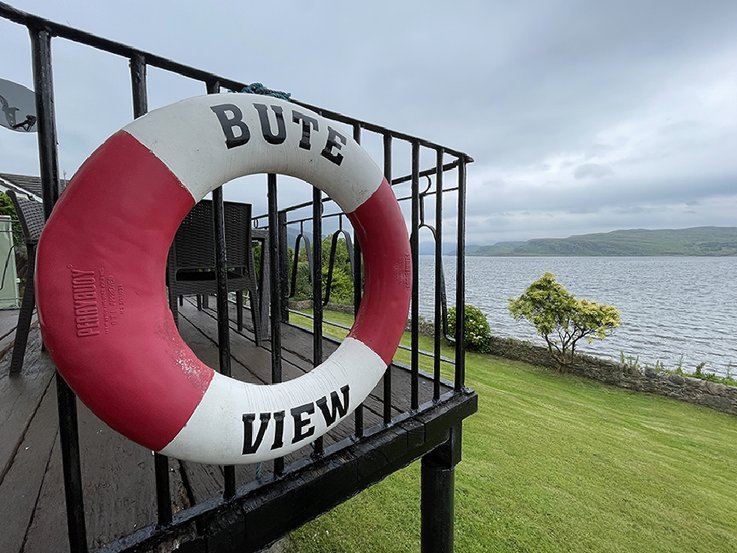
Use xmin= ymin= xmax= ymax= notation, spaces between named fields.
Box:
xmin=35 ymin=94 xmax=411 ymax=464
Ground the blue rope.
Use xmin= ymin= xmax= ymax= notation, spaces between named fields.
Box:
xmin=241 ymin=82 xmax=291 ymax=101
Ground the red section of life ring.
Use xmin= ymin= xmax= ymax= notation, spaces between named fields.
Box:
xmin=35 ymin=95 xmax=411 ymax=464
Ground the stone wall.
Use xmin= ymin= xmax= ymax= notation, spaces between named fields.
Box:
xmin=488 ymin=336 xmax=737 ymax=416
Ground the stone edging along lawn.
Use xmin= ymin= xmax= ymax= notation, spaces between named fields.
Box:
xmin=487 ymin=335 xmax=737 ymax=416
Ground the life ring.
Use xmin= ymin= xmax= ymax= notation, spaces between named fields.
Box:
xmin=35 ymin=94 xmax=411 ymax=465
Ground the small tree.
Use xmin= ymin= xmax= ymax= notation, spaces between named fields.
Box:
xmin=508 ymin=272 xmax=620 ymax=368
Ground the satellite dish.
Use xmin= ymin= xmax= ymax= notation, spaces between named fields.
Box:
xmin=0 ymin=78 xmax=37 ymax=133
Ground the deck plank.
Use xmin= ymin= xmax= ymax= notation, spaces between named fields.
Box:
xmin=0 ymin=329 xmax=55 ymax=484
xmin=0 ymin=308 xmax=22 ymax=357
xmin=0 ymin=308 xmax=20 ymax=339
xmin=77 ymin=404 xmax=159 ymax=548
xmin=22 ymin=432 xmax=190 ymax=553
xmin=0 ymin=379 xmax=58 ymax=553
xmin=21 ymin=435 xmax=69 ymax=553
xmin=77 ymin=400 xmax=192 ymax=549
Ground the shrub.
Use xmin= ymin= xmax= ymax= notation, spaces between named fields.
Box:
xmin=448 ymin=304 xmax=492 ymax=353
xmin=324 ymin=265 xmax=354 ymax=305
xmin=289 ymin=236 xmax=355 ymax=305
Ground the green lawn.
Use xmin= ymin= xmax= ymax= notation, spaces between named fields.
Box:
xmin=285 ymin=309 xmax=737 ymax=553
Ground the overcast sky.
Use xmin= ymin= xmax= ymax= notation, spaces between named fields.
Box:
xmin=1 ymin=0 xmax=736 ymax=243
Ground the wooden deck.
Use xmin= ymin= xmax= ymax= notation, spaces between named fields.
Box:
xmin=0 ymin=298 xmax=466 ymax=553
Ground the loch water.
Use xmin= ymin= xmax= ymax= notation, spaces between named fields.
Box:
xmin=418 ymin=256 xmax=737 ymax=376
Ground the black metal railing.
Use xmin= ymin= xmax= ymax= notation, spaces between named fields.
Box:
xmin=0 ymin=3 xmax=472 ymax=551
xmin=255 ymin=156 xmax=464 ymax=385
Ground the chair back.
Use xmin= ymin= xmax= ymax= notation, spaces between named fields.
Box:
xmin=6 ymin=190 xmax=44 ymax=245
xmin=172 ymin=199 xmax=251 ymax=271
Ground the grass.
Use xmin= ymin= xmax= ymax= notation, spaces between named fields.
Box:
xmin=285 ymin=309 xmax=737 ymax=553
xmin=288 ymin=308 xmax=455 ymax=375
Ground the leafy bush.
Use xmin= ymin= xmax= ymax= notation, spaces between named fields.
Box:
xmin=448 ymin=304 xmax=492 ymax=353
xmin=293 ymin=261 xmax=313 ymax=300
xmin=324 ymin=265 xmax=354 ymax=305
xmin=289 ymin=236 xmax=354 ymax=305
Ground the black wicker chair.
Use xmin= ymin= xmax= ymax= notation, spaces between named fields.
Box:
xmin=167 ymin=199 xmax=263 ymax=343
xmin=6 ymin=190 xmax=45 ymax=375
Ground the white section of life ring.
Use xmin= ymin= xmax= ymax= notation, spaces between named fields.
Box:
xmin=161 ymin=338 xmax=384 ymax=463
xmin=125 ymin=94 xmax=382 ymax=211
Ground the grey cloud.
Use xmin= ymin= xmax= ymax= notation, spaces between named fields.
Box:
xmin=573 ymin=163 xmax=614 ymax=179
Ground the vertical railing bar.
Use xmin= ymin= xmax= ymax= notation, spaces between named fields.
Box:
xmin=130 ymin=52 xmax=174 ymax=525
xmin=277 ymin=210 xmax=289 ymax=322
xmin=30 ymin=27 xmax=88 ymax=553
xmin=352 ymin=123 xmax=363 ymax=438
xmin=454 ymin=158 xmax=467 ymax=390
xmin=311 ymin=188 xmax=324 ymax=457
xmin=205 ymin=79 xmax=236 ymax=499
xmin=410 ymin=141 xmax=420 ymax=410
xmin=433 ymin=148 xmax=444 ymax=401
xmin=33 ymin=32 xmax=60 ymax=215
xmin=130 ymin=53 xmax=147 ymax=119
xmin=267 ymin=173 xmax=285 ymax=476
xmin=382 ymin=133 xmax=393 ymax=424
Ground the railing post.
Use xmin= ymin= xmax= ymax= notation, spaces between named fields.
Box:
xmin=31 ymin=26 xmax=89 ymax=553
xmin=410 ymin=140 xmax=420 ymax=410
xmin=130 ymin=53 xmax=147 ymax=120
xmin=421 ymin=424 xmax=462 ymax=553
xmin=352 ymin=123 xmax=364 ymax=438
xmin=454 ymin=158 xmax=467 ymax=391
xmin=433 ymin=148 xmax=444 ymax=400
xmin=382 ymin=133 xmax=393 ymax=424
xmin=311 ymin=188 xmax=324 ymax=458
xmin=268 ymin=174 xmax=285 ymax=476
xmin=205 ymin=79 xmax=237 ymax=499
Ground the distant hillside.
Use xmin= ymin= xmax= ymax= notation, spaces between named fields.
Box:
xmin=470 ymin=227 xmax=737 ymax=256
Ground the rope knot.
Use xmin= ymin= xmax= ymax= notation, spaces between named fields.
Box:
xmin=241 ymin=82 xmax=291 ymax=101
